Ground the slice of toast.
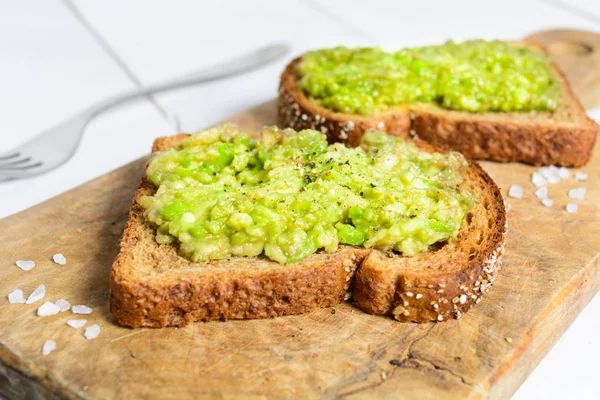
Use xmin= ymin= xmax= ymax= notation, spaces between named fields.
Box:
xmin=110 ymin=132 xmax=505 ymax=328
xmin=278 ymin=42 xmax=597 ymax=167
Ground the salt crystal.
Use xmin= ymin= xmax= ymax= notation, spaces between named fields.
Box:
xmin=42 ymin=340 xmax=56 ymax=356
xmin=16 ymin=260 xmax=35 ymax=271
xmin=532 ymin=172 xmax=547 ymax=187
xmin=8 ymin=289 xmax=25 ymax=304
xmin=535 ymin=187 xmax=548 ymax=199
xmin=539 ymin=166 xmax=561 ymax=184
xmin=508 ymin=185 xmax=523 ymax=199
xmin=67 ymin=319 xmax=87 ymax=328
xmin=25 ymin=285 xmax=46 ymax=304
xmin=575 ymin=172 xmax=588 ymax=182
xmin=558 ymin=167 xmax=570 ymax=180
xmin=568 ymin=187 xmax=586 ymax=200
xmin=55 ymin=299 xmax=70 ymax=312
xmin=37 ymin=302 xmax=61 ymax=316
xmin=72 ymin=305 xmax=93 ymax=315
xmin=547 ymin=174 xmax=560 ymax=185
xmin=52 ymin=253 xmax=67 ymax=265
xmin=542 ymin=198 xmax=553 ymax=207
xmin=84 ymin=324 xmax=101 ymax=340
xmin=566 ymin=203 xmax=578 ymax=213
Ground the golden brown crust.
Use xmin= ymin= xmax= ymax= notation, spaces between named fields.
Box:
xmin=110 ymin=132 xmax=506 ymax=327
xmin=277 ymin=45 xmax=598 ymax=166
xmin=411 ymin=110 xmax=596 ymax=167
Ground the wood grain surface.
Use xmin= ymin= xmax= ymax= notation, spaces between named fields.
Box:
xmin=526 ymin=29 xmax=600 ymax=110
xmin=1 ymin=31 xmax=599 ymax=400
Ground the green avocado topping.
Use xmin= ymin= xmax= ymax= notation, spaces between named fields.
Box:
xmin=298 ymin=40 xmax=561 ymax=115
xmin=141 ymin=125 xmax=474 ymax=264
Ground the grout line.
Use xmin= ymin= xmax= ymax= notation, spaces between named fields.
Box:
xmin=61 ymin=0 xmax=181 ymax=131
xmin=302 ymin=0 xmax=377 ymax=44
xmin=539 ymin=0 xmax=600 ymax=26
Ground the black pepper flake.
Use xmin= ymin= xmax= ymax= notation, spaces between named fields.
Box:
xmin=326 ymin=158 xmax=333 ymax=164
xmin=345 ymin=160 xmax=350 ymax=165
xmin=331 ymin=308 xmax=336 ymax=314
xmin=370 ymin=183 xmax=376 ymax=188
xmin=360 ymin=191 xmax=364 ymax=196
xmin=304 ymin=175 xmax=312 ymax=184
xmin=389 ymin=359 xmax=402 ymax=366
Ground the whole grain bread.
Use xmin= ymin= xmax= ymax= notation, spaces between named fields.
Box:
xmin=278 ymin=42 xmax=597 ymax=167
xmin=110 ymin=133 xmax=506 ymax=328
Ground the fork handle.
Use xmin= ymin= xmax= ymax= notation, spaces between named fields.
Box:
xmin=85 ymin=43 xmax=290 ymax=118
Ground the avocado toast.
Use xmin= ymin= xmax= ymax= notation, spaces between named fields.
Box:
xmin=110 ymin=126 xmax=505 ymax=327
xmin=278 ymin=40 xmax=597 ymax=167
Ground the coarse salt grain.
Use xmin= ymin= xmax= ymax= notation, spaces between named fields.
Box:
xmin=508 ymin=185 xmax=523 ymax=199
xmin=52 ymin=253 xmax=67 ymax=265
xmin=540 ymin=166 xmax=561 ymax=184
xmin=25 ymin=285 xmax=46 ymax=304
xmin=16 ymin=260 xmax=35 ymax=271
xmin=534 ymin=187 xmax=548 ymax=199
xmin=42 ymin=340 xmax=56 ymax=356
xmin=72 ymin=305 xmax=93 ymax=315
xmin=37 ymin=302 xmax=61 ymax=317
xmin=55 ymin=299 xmax=70 ymax=312
xmin=67 ymin=319 xmax=87 ymax=328
xmin=542 ymin=198 xmax=553 ymax=207
xmin=532 ymin=172 xmax=547 ymax=187
xmin=84 ymin=324 xmax=101 ymax=340
xmin=558 ymin=167 xmax=570 ymax=180
xmin=575 ymin=172 xmax=588 ymax=182
xmin=566 ymin=203 xmax=578 ymax=213
xmin=8 ymin=289 xmax=25 ymax=304
xmin=568 ymin=187 xmax=586 ymax=200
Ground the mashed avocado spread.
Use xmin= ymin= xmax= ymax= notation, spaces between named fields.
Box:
xmin=299 ymin=40 xmax=561 ymax=114
xmin=141 ymin=126 xmax=474 ymax=264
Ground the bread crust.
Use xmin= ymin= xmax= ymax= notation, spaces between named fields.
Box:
xmin=278 ymin=47 xmax=598 ymax=167
xmin=110 ymin=133 xmax=506 ymax=327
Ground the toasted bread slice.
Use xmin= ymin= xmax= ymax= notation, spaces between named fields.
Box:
xmin=110 ymin=133 xmax=505 ymax=328
xmin=278 ymin=42 xmax=597 ymax=167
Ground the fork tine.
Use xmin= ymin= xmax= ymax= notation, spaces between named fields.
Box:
xmin=0 ymin=152 xmax=20 ymax=161
xmin=0 ymin=156 xmax=32 ymax=166
xmin=0 ymin=161 xmax=43 ymax=171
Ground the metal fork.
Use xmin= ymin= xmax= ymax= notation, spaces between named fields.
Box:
xmin=0 ymin=43 xmax=290 ymax=182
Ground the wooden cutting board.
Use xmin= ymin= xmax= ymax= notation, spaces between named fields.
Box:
xmin=1 ymin=30 xmax=599 ymax=400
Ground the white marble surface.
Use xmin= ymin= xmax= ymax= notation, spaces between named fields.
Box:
xmin=0 ymin=1 xmax=598 ymax=398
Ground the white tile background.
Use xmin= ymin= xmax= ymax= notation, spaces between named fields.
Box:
xmin=0 ymin=1 xmax=598 ymax=398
